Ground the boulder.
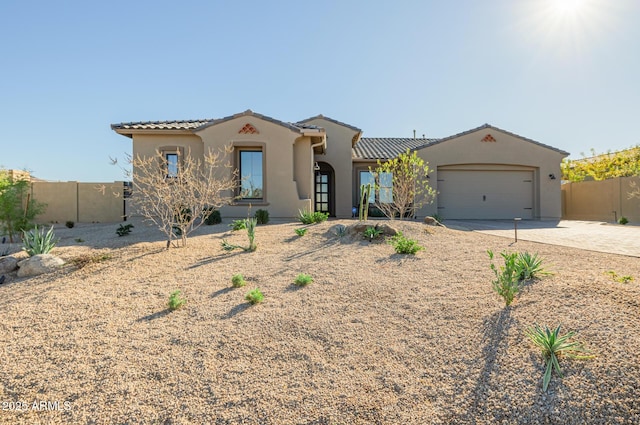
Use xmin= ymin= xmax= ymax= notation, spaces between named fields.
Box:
xmin=0 ymin=256 xmax=19 ymax=274
xmin=17 ymin=254 xmax=65 ymax=278
xmin=424 ymin=216 xmax=445 ymax=227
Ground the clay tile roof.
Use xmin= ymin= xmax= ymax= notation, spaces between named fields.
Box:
xmin=110 ymin=119 xmax=212 ymax=131
xmin=353 ymin=137 xmax=436 ymax=160
xmin=297 ymin=114 xmax=362 ymax=133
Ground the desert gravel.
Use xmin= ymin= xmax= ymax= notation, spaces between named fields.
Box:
xmin=0 ymin=218 xmax=639 ymax=424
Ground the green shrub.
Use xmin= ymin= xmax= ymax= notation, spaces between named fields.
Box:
xmin=515 ymin=252 xmax=549 ymax=280
xmin=293 ymin=273 xmax=313 ymax=286
xmin=168 ymin=290 xmax=186 ymax=311
xmin=525 ymin=324 xmax=594 ymax=391
xmin=298 ymin=209 xmax=329 ymax=225
xmin=255 ymin=209 xmax=270 ymax=225
xmin=116 ymin=223 xmax=134 ymax=236
xmin=65 ymin=221 xmax=75 ymax=229
xmin=231 ymin=273 xmax=246 ymax=288
xmin=431 ymin=213 xmax=443 ymax=223
xmin=204 ymin=208 xmax=222 ymax=225
xmin=363 ymin=226 xmax=383 ymax=241
xmin=229 ymin=219 xmax=247 ymax=231
xmin=388 ymin=231 xmax=423 ymax=255
xmin=294 ymin=228 xmax=307 ymax=237
xmin=22 ymin=225 xmax=58 ymax=256
xmin=619 ymin=216 xmax=629 ymax=225
xmin=245 ymin=288 xmax=264 ymax=304
xmin=488 ymin=250 xmax=521 ymax=306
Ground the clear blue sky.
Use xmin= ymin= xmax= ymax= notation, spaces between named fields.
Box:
xmin=1 ymin=0 xmax=638 ymax=181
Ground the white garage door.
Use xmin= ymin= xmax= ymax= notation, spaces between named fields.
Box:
xmin=437 ymin=170 xmax=534 ymax=219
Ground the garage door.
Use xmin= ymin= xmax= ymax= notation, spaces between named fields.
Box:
xmin=437 ymin=170 xmax=534 ymax=219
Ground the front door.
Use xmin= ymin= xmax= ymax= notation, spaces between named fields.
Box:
xmin=314 ymin=162 xmax=335 ymax=216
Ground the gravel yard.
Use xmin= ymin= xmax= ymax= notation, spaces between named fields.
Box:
xmin=1 ymin=218 xmax=639 ymax=424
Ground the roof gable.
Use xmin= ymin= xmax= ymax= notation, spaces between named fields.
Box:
xmin=429 ymin=124 xmax=569 ymax=156
xmin=297 ymin=114 xmax=362 ymax=133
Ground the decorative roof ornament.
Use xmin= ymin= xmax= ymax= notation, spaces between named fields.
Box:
xmin=481 ymin=134 xmax=496 ymax=142
xmin=239 ymin=123 xmax=259 ymax=134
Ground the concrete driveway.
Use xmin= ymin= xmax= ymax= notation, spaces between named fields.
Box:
xmin=446 ymin=220 xmax=640 ymax=257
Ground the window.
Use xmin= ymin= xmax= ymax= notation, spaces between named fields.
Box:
xmin=165 ymin=153 xmax=179 ymax=178
xmin=360 ymin=171 xmax=393 ymax=203
xmin=239 ymin=150 xmax=263 ymax=200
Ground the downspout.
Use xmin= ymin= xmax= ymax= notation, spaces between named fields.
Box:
xmin=310 ymin=137 xmax=326 ymax=212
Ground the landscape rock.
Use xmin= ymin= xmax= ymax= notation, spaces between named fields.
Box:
xmin=424 ymin=216 xmax=446 ymax=227
xmin=0 ymin=256 xmax=19 ymax=274
xmin=17 ymin=254 xmax=65 ymax=278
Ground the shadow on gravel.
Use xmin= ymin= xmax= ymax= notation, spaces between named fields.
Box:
xmin=137 ymin=308 xmax=172 ymax=322
xmin=464 ymin=307 xmax=516 ymax=421
xmin=210 ymin=287 xmax=234 ymax=298
xmin=223 ymin=303 xmax=250 ymax=319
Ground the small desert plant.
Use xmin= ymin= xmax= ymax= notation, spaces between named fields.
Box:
xmin=607 ymin=270 xmax=634 ymax=283
xmin=295 ymin=228 xmax=307 ymax=237
xmin=618 ymin=216 xmax=629 ymax=225
xmin=298 ymin=209 xmax=329 ymax=225
xmin=221 ymin=218 xmax=257 ymax=252
xmin=363 ymin=226 xmax=383 ymax=241
xmin=116 ymin=223 xmax=134 ymax=236
xmin=293 ymin=273 xmax=313 ymax=286
xmin=525 ymin=324 xmax=594 ymax=391
xmin=65 ymin=221 xmax=75 ymax=228
xmin=333 ymin=224 xmax=347 ymax=238
xmin=168 ymin=290 xmax=186 ymax=311
xmin=389 ymin=231 xmax=423 ymax=255
xmin=488 ymin=250 xmax=521 ymax=306
xmin=22 ymin=225 xmax=58 ymax=256
xmin=255 ymin=209 xmax=270 ymax=225
xmin=74 ymin=238 xmax=84 ymax=243
xmin=516 ymin=252 xmax=549 ymax=280
xmin=204 ymin=208 xmax=222 ymax=225
xmin=245 ymin=287 xmax=264 ymax=304
xmin=231 ymin=273 xmax=246 ymax=288
xmin=431 ymin=213 xmax=443 ymax=223
xmin=229 ymin=219 xmax=247 ymax=231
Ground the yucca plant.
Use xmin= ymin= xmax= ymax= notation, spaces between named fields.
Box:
xmin=363 ymin=226 xmax=383 ymax=241
xmin=488 ymin=250 xmax=521 ymax=306
xmin=516 ymin=252 xmax=549 ymax=280
xmin=22 ymin=225 xmax=58 ymax=256
xmin=221 ymin=218 xmax=257 ymax=252
xmin=525 ymin=324 xmax=594 ymax=391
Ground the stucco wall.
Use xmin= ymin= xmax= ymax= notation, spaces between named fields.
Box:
xmin=195 ymin=116 xmax=313 ymax=218
xmin=416 ymin=128 xmax=567 ymax=220
xmin=31 ymin=181 xmax=125 ymax=223
xmin=306 ymin=118 xmax=358 ymax=218
xmin=562 ymin=176 xmax=640 ymax=223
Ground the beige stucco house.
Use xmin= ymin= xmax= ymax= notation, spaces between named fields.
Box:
xmin=112 ymin=110 xmax=568 ymax=220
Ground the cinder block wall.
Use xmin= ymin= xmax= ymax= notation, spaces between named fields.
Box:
xmin=562 ymin=176 xmax=640 ymax=223
xmin=30 ymin=181 xmax=126 ymax=224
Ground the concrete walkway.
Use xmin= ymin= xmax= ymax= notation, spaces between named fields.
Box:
xmin=446 ymin=220 xmax=640 ymax=257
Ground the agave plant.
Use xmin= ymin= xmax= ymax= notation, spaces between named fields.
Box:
xmin=488 ymin=250 xmax=521 ymax=306
xmin=525 ymin=324 xmax=594 ymax=391
xmin=516 ymin=252 xmax=549 ymax=280
xmin=22 ymin=225 xmax=58 ymax=256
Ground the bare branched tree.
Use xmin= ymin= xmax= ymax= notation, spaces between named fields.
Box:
xmin=123 ymin=146 xmax=237 ymax=248
xmin=370 ymin=149 xmax=436 ymax=220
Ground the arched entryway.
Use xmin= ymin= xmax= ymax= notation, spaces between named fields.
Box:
xmin=314 ymin=162 xmax=335 ymax=217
